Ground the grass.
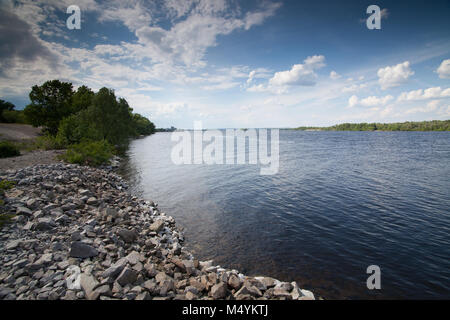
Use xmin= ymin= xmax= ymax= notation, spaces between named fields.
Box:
xmin=0 ymin=179 xmax=16 ymax=228
xmin=0 ymin=141 xmax=21 ymax=158
xmin=59 ymin=140 xmax=113 ymax=166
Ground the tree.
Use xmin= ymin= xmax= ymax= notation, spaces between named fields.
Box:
xmin=71 ymin=85 xmax=94 ymax=113
xmin=0 ymin=99 xmax=15 ymax=122
xmin=88 ymin=88 xmax=134 ymax=145
xmin=23 ymin=80 xmax=74 ymax=135
xmin=132 ymin=113 xmax=155 ymax=136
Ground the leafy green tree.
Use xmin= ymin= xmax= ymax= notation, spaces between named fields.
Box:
xmin=71 ymin=85 xmax=94 ymax=112
xmin=88 ymin=88 xmax=134 ymax=145
xmin=0 ymin=99 xmax=15 ymax=122
xmin=23 ymin=80 xmax=74 ymax=135
xmin=57 ymin=87 xmax=140 ymax=146
xmin=132 ymin=113 xmax=155 ymax=136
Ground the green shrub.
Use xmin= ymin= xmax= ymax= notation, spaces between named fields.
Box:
xmin=0 ymin=179 xmax=16 ymax=228
xmin=0 ymin=179 xmax=16 ymax=192
xmin=33 ymin=135 xmax=66 ymax=150
xmin=56 ymin=109 xmax=102 ymax=145
xmin=60 ymin=140 xmax=113 ymax=166
xmin=1 ymin=110 xmax=28 ymax=124
xmin=0 ymin=214 xmax=15 ymax=228
xmin=0 ymin=141 xmax=20 ymax=158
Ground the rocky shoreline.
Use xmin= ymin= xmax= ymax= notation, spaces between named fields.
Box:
xmin=0 ymin=163 xmax=315 ymax=300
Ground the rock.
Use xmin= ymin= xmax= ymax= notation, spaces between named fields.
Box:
xmin=117 ymin=229 xmax=137 ymax=243
xmin=255 ymin=276 xmax=276 ymax=288
xmin=228 ymin=274 xmax=242 ymax=290
xmin=70 ymin=231 xmax=82 ymax=241
xmin=80 ymin=273 xmax=100 ymax=300
xmin=5 ymin=239 xmax=21 ymax=250
xmin=86 ymin=197 xmax=98 ymax=205
xmin=143 ymin=263 xmax=158 ymax=277
xmin=57 ymin=260 xmax=70 ymax=270
xmin=79 ymin=189 xmax=91 ymax=196
xmin=172 ymin=242 xmax=182 ymax=255
xmin=102 ymin=258 xmax=128 ymax=279
xmin=211 ymin=282 xmax=227 ymax=299
xmin=149 ymin=220 xmax=164 ymax=232
xmin=185 ymin=291 xmax=197 ymax=300
xmin=69 ymin=241 xmax=98 ymax=258
xmin=275 ymin=281 xmax=293 ymax=292
xmin=62 ymin=290 xmax=77 ymax=300
xmin=125 ymin=251 xmax=141 ymax=265
xmin=66 ymin=266 xmax=82 ymax=290
xmin=199 ymin=260 xmax=213 ymax=270
xmin=32 ymin=210 xmax=44 ymax=219
xmin=35 ymin=218 xmax=55 ymax=231
xmin=190 ymin=278 xmax=206 ymax=292
xmin=16 ymin=206 xmax=32 ymax=216
xmin=116 ymin=267 xmax=137 ymax=286
xmin=12 ymin=258 xmax=28 ymax=268
xmin=299 ymin=289 xmax=315 ymax=300
xmin=26 ymin=198 xmax=38 ymax=209
xmin=135 ymin=292 xmax=151 ymax=300
xmin=184 ymin=286 xmax=199 ymax=295
xmin=159 ymin=279 xmax=175 ymax=296
xmin=35 ymin=253 xmax=53 ymax=265
xmin=171 ymin=257 xmax=185 ymax=271
xmin=273 ymin=288 xmax=292 ymax=299
xmin=94 ymin=284 xmax=112 ymax=297
xmin=142 ymin=280 xmax=157 ymax=294
xmin=23 ymin=221 xmax=34 ymax=230
xmin=235 ymin=281 xmax=262 ymax=297
xmin=155 ymin=272 xmax=168 ymax=284
xmin=182 ymin=260 xmax=196 ymax=276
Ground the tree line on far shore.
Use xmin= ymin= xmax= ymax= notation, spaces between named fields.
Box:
xmin=295 ymin=120 xmax=450 ymax=131
xmin=0 ymin=80 xmax=156 ymax=165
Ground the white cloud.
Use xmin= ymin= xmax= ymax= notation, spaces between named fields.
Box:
xmin=247 ymin=70 xmax=257 ymax=85
xmin=380 ymin=8 xmax=389 ymax=19
xmin=405 ymin=100 xmax=440 ymax=115
xmin=244 ymin=2 xmax=282 ymax=30
xmin=247 ymin=84 xmax=267 ymax=92
xmin=269 ymin=55 xmax=325 ymax=87
xmin=377 ymin=61 xmax=414 ymax=89
xmin=98 ymin=1 xmax=154 ymax=32
xmin=348 ymin=94 xmax=394 ymax=108
xmin=330 ymin=71 xmax=340 ymax=80
xmin=342 ymin=83 xmax=368 ymax=93
xmin=111 ymin=1 xmax=282 ymax=68
xmin=348 ymin=95 xmax=359 ymax=108
xmin=397 ymin=86 xmax=450 ymax=101
xmin=436 ymin=59 xmax=450 ymax=79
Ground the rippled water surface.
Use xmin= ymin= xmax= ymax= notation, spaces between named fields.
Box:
xmin=120 ymin=131 xmax=450 ymax=299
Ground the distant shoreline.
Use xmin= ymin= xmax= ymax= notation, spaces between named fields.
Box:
xmin=293 ymin=120 xmax=450 ymax=132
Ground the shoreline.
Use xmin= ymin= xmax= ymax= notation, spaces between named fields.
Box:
xmin=0 ymin=162 xmax=316 ymax=300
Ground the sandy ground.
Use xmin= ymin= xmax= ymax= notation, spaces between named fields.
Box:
xmin=0 ymin=123 xmax=64 ymax=171
xmin=0 ymin=123 xmax=42 ymax=141
xmin=0 ymin=150 xmax=65 ymax=172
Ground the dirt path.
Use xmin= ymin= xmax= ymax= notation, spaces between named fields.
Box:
xmin=0 ymin=150 xmax=65 ymax=172
xmin=0 ymin=123 xmax=42 ymax=141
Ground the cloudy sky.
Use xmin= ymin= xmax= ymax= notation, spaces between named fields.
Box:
xmin=0 ymin=0 xmax=449 ymax=128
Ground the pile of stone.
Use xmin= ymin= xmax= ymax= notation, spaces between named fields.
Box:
xmin=0 ymin=163 xmax=315 ymax=300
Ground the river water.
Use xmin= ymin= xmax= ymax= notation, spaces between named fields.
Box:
xmin=119 ymin=130 xmax=450 ymax=299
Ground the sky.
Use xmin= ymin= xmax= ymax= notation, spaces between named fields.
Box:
xmin=0 ymin=0 xmax=449 ymax=129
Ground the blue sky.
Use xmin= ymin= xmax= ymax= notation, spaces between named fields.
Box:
xmin=1 ymin=0 xmax=449 ymax=128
